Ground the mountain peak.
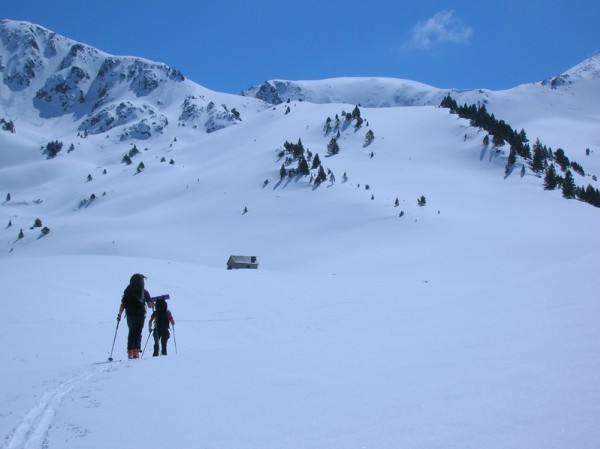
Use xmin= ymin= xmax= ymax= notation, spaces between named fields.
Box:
xmin=564 ymin=52 xmax=600 ymax=80
xmin=539 ymin=53 xmax=600 ymax=89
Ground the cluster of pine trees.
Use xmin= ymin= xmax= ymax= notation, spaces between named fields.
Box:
xmin=43 ymin=140 xmax=64 ymax=158
xmin=0 ymin=118 xmax=15 ymax=133
xmin=323 ymin=106 xmax=365 ymax=137
xmin=41 ymin=141 xmax=77 ymax=158
xmin=276 ymin=106 xmax=371 ymax=189
xmin=278 ymin=139 xmax=332 ymax=186
xmin=440 ymin=95 xmax=600 ymax=208
xmin=10 ymin=218 xmax=50 ymax=244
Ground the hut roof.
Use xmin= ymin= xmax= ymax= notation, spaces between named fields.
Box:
xmin=229 ymin=255 xmax=257 ymax=263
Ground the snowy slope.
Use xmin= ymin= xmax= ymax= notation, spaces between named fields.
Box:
xmin=1 ymin=20 xmax=599 ymax=449
xmin=244 ymin=55 xmax=600 ymax=153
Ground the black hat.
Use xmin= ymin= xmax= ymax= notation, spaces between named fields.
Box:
xmin=130 ymin=273 xmax=146 ymax=285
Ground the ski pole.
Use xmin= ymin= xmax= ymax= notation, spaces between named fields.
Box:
xmin=172 ymin=324 xmax=178 ymax=355
xmin=108 ymin=319 xmax=120 ymax=362
xmin=141 ymin=327 xmax=154 ymax=358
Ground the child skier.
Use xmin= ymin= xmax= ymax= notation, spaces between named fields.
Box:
xmin=148 ymin=298 xmax=175 ymax=356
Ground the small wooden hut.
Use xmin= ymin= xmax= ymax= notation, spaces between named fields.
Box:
xmin=227 ymin=255 xmax=258 ymax=270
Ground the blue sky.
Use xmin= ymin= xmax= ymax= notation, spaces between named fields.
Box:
xmin=3 ymin=0 xmax=599 ymax=94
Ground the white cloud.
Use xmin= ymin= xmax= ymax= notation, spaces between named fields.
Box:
xmin=410 ymin=10 xmax=473 ymax=49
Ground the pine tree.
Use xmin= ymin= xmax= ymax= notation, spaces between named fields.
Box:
xmin=492 ymin=134 xmax=505 ymax=147
xmin=327 ymin=138 xmax=340 ymax=156
xmin=544 ymin=164 xmax=558 ymax=190
xmin=507 ymin=145 xmax=517 ymax=166
xmin=324 ymin=117 xmax=332 ymax=135
xmin=297 ymin=156 xmax=310 ymax=175
xmin=312 ymin=153 xmax=321 ymax=170
xmin=531 ymin=139 xmax=546 ymax=173
xmin=505 ymin=147 xmax=517 ymax=176
xmin=562 ymin=170 xmax=576 ymax=199
xmin=293 ymin=139 xmax=305 ymax=159
xmin=129 ymin=145 xmax=140 ymax=157
xmin=315 ymin=166 xmax=327 ymax=185
xmin=440 ymin=95 xmax=458 ymax=111
xmin=365 ymin=130 xmax=375 ymax=145
xmin=580 ymin=184 xmax=600 ymax=207
xmin=554 ymin=148 xmax=570 ymax=172
xmin=570 ymin=161 xmax=585 ymax=177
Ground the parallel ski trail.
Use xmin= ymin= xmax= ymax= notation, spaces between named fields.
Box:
xmin=3 ymin=370 xmax=95 ymax=449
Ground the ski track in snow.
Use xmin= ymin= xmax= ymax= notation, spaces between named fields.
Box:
xmin=3 ymin=369 xmax=96 ymax=449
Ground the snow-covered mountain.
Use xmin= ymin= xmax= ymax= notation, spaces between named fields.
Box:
xmin=1 ymin=19 xmax=599 ymax=449
xmin=0 ymin=19 xmax=267 ymax=139
xmin=242 ymin=77 xmax=450 ymax=107
xmin=242 ymin=54 xmax=600 ymax=109
xmin=243 ymin=55 xmax=600 ymax=152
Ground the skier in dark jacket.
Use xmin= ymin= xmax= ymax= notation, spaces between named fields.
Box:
xmin=117 ymin=273 xmax=152 ymax=359
xmin=148 ymin=298 xmax=175 ymax=356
